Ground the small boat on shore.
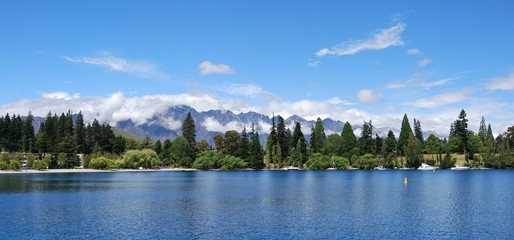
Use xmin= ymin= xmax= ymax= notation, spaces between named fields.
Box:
xmin=284 ymin=166 xmax=300 ymax=171
xmin=450 ymin=165 xmax=470 ymax=170
xmin=373 ymin=166 xmax=386 ymax=171
xmin=418 ymin=163 xmax=437 ymax=171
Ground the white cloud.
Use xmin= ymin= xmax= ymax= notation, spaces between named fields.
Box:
xmin=41 ymin=91 xmax=80 ymax=100
xmin=357 ymin=89 xmax=383 ymax=105
xmin=202 ymin=117 xmax=243 ymax=133
xmin=325 ymin=97 xmax=355 ymax=105
xmin=407 ymin=48 xmax=423 ymax=55
xmin=198 ymin=61 xmax=235 ymax=75
xmin=316 ymin=23 xmax=406 ymax=57
xmin=63 ymin=52 xmax=167 ymax=79
xmin=406 ymin=90 xmax=469 ymax=108
xmin=487 ymin=73 xmax=514 ymax=90
xmin=386 ymin=76 xmax=458 ymax=89
xmin=308 ymin=59 xmax=321 ymax=67
xmin=418 ymin=58 xmax=433 ymax=67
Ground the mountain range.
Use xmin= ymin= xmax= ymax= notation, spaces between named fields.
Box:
xmin=112 ymin=105 xmax=445 ymax=146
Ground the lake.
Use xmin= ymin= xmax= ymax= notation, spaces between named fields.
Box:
xmin=1 ymin=170 xmax=513 ymax=239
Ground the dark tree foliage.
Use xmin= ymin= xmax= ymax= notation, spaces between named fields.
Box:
xmin=238 ymin=127 xmax=251 ymax=163
xmin=291 ymin=121 xmax=308 ymax=164
xmin=154 ymin=139 xmax=162 ymax=155
xmin=266 ymin=115 xmax=278 ymax=161
xmin=224 ymin=130 xmax=240 ymax=156
xmin=340 ymin=121 xmax=357 ymax=157
xmin=374 ymin=134 xmax=383 ymax=155
xmin=478 ymin=116 xmax=487 ymax=144
xmin=276 ymin=116 xmax=290 ymax=160
xmin=398 ymin=114 xmax=413 ymax=157
xmin=359 ymin=120 xmax=373 ymax=155
xmin=74 ymin=111 xmax=86 ymax=153
xmin=310 ymin=117 xmax=326 ymax=154
xmin=452 ymin=109 xmax=469 ymax=156
xmin=182 ymin=112 xmax=197 ymax=161
xmin=249 ymin=123 xmax=264 ymax=169
xmin=414 ymin=118 xmax=424 ymax=144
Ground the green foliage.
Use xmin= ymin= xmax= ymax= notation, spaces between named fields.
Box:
xmin=291 ymin=121 xmax=308 ymax=164
xmin=0 ymin=161 xmax=9 ymax=170
xmin=440 ymin=152 xmax=457 ymax=169
xmin=26 ymin=153 xmax=36 ymax=167
xmin=122 ymin=149 xmax=161 ymax=169
xmin=9 ymin=160 xmax=21 ymax=170
xmin=32 ymin=161 xmax=48 ymax=170
xmin=182 ymin=112 xmax=197 ymax=161
xmin=193 ymin=150 xmax=221 ymax=170
xmin=89 ymin=157 xmax=109 ymax=169
xmin=310 ymin=118 xmax=326 ymax=154
xmin=341 ymin=122 xmax=357 ymax=157
xmin=219 ymin=155 xmax=246 ymax=170
xmin=405 ymin=133 xmax=423 ymax=168
xmin=398 ymin=114 xmax=413 ymax=157
xmin=224 ymin=130 xmax=240 ymax=156
xmin=276 ymin=116 xmax=290 ymax=160
xmin=248 ymin=124 xmax=264 ymax=169
xmin=170 ymin=136 xmax=192 ymax=168
xmin=306 ymin=153 xmax=330 ymax=170
xmin=359 ymin=120 xmax=373 ymax=155
xmin=160 ymin=139 xmax=173 ymax=166
xmin=353 ymin=154 xmax=378 ymax=170
xmin=325 ymin=134 xmax=342 ymax=156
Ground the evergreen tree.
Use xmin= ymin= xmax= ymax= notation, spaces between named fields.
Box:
xmin=405 ymin=133 xmax=422 ymax=168
xmin=224 ymin=130 xmax=240 ymax=156
xmin=154 ymin=139 xmax=162 ymax=155
xmin=383 ymin=130 xmax=397 ymax=167
xmin=425 ymin=134 xmax=440 ymax=161
xmin=454 ymin=109 xmax=469 ymax=156
xmin=486 ymin=124 xmax=495 ymax=146
xmin=359 ymin=120 xmax=373 ymax=155
xmin=22 ymin=111 xmax=35 ymax=152
xmin=249 ymin=123 xmax=264 ymax=169
xmin=266 ymin=114 xmax=278 ymax=163
xmin=238 ymin=127 xmax=251 ymax=163
xmin=161 ymin=139 xmax=173 ymax=166
xmin=341 ymin=121 xmax=357 ymax=156
xmin=291 ymin=121 xmax=308 ymax=164
xmin=478 ymin=116 xmax=487 ymax=144
xmin=374 ymin=134 xmax=383 ymax=156
xmin=398 ymin=114 xmax=413 ymax=157
xmin=74 ymin=111 xmax=86 ymax=153
xmin=182 ymin=112 xmax=197 ymax=161
xmin=414 ymin=118 xmax=424 ymax=144
xmin=310 ymin=117 xmax=326 ymax=154
xmin=276 ymin=116 xmax=290 ymax=160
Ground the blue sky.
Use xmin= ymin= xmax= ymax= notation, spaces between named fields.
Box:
xmin=1 ymin=1 xmax=513 ymax=135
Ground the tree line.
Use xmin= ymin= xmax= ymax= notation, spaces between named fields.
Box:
xmin=1 ymin=109 xmax=513 ymax=170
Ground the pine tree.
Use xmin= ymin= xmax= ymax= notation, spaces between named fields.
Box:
xmin=74 ymin=111 xmax=86 ymax=153
xmin=359 ymin=120 xmax=373 ymax=155
xmin=154 ymin=140 xmax=162 ymax=155
xmin=478 ymin=116 xmax=487 ymax=144
xmin=249 ymin=123 xmax=264 ymax=169
xmin=182 ymin=112 xmax=197 ymax=161
xmin=414 ymin=118 xmax=424 ymax=144
xmin=405 ymin=133 xmax=422 ymax=168
xmin=454 ymin=109 xmax=469 ymax=156
xmin=22 ymin=111 xmax=35 ymax=152
xmin=291 ymin=121 xmax=308 ymax=164
xmin=238 ymin=127 xmax=251 ymax=163
xmin=341 ymin=121 xmax=357 ymax=156
xmin=266 ymin=114 xmax=278 ymax=162
xmin=310 ymin=117 xmax=326 ymax=154
xmin=398 ymin=114 xmax=413 ymax=157
xmin=276 ymin=116 xmax=290 ymax=160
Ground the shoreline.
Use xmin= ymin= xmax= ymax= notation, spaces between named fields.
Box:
xmin=0 ymin=168 xmax=198 ymax=174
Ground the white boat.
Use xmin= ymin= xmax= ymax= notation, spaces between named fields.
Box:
xmin=326 ymin=167 xmax=337 ymax=171
xmin=284 ymin=166 xmax=300 ymax=171
xmin=417 ymin=163 xmax=437 ymax=171
xmin=398 ymin=167 xmax=412 ymax=170
xmin=373 ymin=166 xmax=386 ymax=171
xmin=450 ymin=165 xmax=470 ymax=170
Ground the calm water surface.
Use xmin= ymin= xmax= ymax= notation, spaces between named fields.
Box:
xmin=0 ymin=170 xmax=513 ymax=239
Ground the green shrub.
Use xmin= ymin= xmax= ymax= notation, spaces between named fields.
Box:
xmin=89 ymin=157 xmax=109 ymax=170
xmin=219 ymin=155 xmax=246 ymax=170
xmin=0 ymin=161 xmax=9 ymax=170
xmin=9 ymin=160 xmax=21 ymax=171
xmin=33 ymin=161 xmax=48 ymax=171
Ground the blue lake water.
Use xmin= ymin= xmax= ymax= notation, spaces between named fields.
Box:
xmin=0 ymin=170 xmax=513 ymax=239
